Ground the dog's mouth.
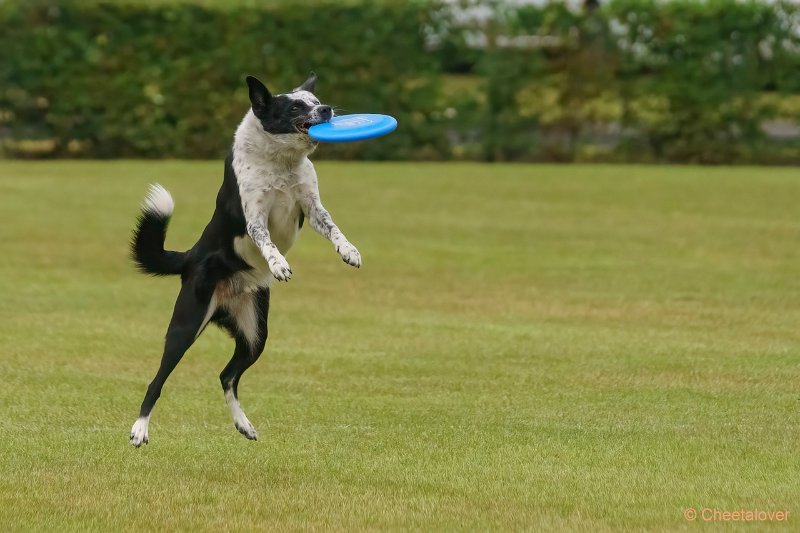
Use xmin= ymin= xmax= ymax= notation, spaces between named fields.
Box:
xmin=295 ymin=118 xmax=328 ymax=135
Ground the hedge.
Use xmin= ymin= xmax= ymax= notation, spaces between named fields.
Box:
xmin=2 ymin=0 xmax=799 ymax=163
xmin=0 ymin=0 xmax=443 ymax=160
xmin=471 ymin=0 xmax=800 ymax=163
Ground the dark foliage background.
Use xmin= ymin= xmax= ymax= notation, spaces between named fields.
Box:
xmin=2 ymin=0 xmax=799 ymax=163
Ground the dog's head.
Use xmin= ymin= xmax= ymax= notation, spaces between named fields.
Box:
xmin=245 ymin=73 xmax=332 ymax=138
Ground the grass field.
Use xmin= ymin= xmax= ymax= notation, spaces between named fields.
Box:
xmin=0 ymin=161 xmax=798 ymax=531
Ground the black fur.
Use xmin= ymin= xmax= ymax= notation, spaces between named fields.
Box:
xmin=130 ymin=210 xmax=186 ymax=276
xmin=130 ymin=153 xmax=257 ymax=435
xmin=246 ymin=73 xmax=331 ymax=134
xmin=129 ymin=74 xmax=332 ymax=447
xmin=130 ymin=152 xmax=251 ymax=283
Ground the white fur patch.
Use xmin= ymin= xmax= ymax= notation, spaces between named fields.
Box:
xmin=232 ymin=235 xmax=273 ymax=289
xmin=230 ymin=111 xmax=318 ymax=284
xmin=225 ymin=389 xmax=258 ymax=440
xmin=224 ymin=292 xmax=259 ymax=347
xmin=195 ymin=293 xmax=218 ymax=340
xmin=143 ymin=183 xmax=174 ymax=217
xmin=287 ymin=90 xmax=319 ymax=106
xmin=130 ymin=415 xmax=150 ymax=447
xmin=230 ymin=107 xmax=359 ymax=290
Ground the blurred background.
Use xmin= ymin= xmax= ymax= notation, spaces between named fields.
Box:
xmin=2 ymin=0 xmax=799 ymax=164
xmin=2 ymin=3 xmax=799 ymax=527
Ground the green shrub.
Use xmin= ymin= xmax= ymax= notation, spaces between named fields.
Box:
xmin=0 ymin=0 xmax=442 ymax=159
xmin=608 ymin=0 xmax=799 ymax=164
xmin=2 ymin=0 xmax=799 ymax=163
xmin=470 ymin=0 xmax=800 ymax=163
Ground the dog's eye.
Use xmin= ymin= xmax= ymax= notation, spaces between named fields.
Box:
xmin=292 ymin=104 xmax=301 ymax=112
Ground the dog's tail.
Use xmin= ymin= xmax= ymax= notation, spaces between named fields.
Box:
xmin=130 ymin=184 xmax=186 ymax=276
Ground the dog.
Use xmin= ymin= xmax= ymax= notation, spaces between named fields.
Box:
xmin=129 ymin=73 xmax=361 ymax=447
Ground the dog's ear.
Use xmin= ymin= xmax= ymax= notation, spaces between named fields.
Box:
xmin=246 ymin=76 xmax=272 ymax=112
xmin=295 ymin=71 xmax=317 ymax=93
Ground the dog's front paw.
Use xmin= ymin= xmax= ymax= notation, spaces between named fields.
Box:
xmin=336 ymin=241 xmax=361 ymax=268
xmin=267 ymin=252 xmax=292 ymax=281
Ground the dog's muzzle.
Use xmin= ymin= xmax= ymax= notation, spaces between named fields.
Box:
xmin=297 ymin=105 xmax=333 ymax=134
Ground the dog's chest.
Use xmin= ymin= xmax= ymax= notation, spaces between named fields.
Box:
xmin=264 ymin=188 xmax=302 ymax=252
xmin=232 ymin=163 xmax=305 ymax=287
xmin=232 ymin=236 xmax=273 ymax=290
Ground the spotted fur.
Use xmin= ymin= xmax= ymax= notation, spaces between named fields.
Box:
xmin=128 ymin=73 xmax=360 ymax=447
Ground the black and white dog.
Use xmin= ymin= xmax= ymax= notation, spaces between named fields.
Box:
xmin=129 ymin=73 xmax=360 ymax=447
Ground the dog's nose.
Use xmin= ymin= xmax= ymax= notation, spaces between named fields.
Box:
xmin=319 ymin=105 xmax=332 ymax=119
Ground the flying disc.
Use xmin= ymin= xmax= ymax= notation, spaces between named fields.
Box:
xmin=309 ymin=114 xmax=397 ymax=143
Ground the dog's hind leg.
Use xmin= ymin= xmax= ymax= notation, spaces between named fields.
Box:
xmin=218 ymin=287 xmax=269 ymax=440
xmin=130 ymin=278 xmax=216 ymax=447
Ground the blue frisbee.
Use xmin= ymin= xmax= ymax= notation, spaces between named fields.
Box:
xmin=309 ymin=113 xmax=397 ymax=143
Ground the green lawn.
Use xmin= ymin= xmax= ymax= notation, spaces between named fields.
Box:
xmin=0 ymin=161 xmax=797 ymax=531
